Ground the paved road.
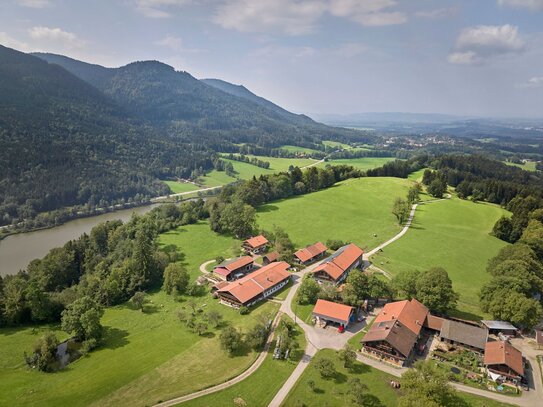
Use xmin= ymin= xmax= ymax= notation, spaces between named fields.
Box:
xmin=151 ymin=185 xmax=222 ymax=202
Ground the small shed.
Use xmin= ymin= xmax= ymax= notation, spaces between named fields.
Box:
xmin=481 ymin=320 xmax=518 ymax=337
xmin=263 ymin=251 xmax=280 ymax=265
xmin=312 ymin=299 xmax=355 ymax=328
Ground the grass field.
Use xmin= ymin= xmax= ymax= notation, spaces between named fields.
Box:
xmin=283 ymin=349 xmax=512 ymax=407
xmin=323 ymin=140 xmax=351 ymax=149
xmin=280 ymin=145 xmax=322 ymax=155
xmin=504 ymin=161 xmax=539 ymax=172
xmin=258 ymin=177 xmax=412 ymax=250
xmin=228 ymin=155 xmax=318 ymax=172
xmin=326 ymin=157 xmax=397 ymax=171
xmin=371 ymin=197 xmax=509 ymax=319
xmin=0 ymin=221 xmax=279 ymax=407
xmin=183 ymin=314 xmax=306 ymax=407
xmin=163 ymin=180 xmax=201 ymax=194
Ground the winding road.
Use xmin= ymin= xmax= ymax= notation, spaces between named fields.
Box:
xmin=154 ymin=192 xmax=541 ymax=407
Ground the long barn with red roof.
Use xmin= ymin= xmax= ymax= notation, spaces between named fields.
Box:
xmin=312 ymin=243 xmax=364 ymax=284
xmin=217 ymin=261 xmax=291 ymax=307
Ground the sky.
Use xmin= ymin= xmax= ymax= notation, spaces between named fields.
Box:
xmin=1 ymin=0 xmax=542 ymax=118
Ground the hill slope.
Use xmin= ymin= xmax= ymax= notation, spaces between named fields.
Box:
xmin=34 ymin=53 xmax=348 ymax=145
xmin=0 ymin=45 xmax=211 ymax=226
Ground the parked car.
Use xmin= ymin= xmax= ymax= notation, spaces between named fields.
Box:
xmin=338 ymin=326 xmax=345 ymax=333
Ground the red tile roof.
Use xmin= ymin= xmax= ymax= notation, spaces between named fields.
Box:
xmin=217 ymin=261 xmax=290 ymax=304
xmin=312 ymin=243 xmax=363 ymax=281
xmin=214 ymin=267 xmax=231 ymax=277
xmin=374 ymin=299 xmax=429 ymax=337
xmin=243 ymin=235 xmax=268 ymax=248
xmin=312 ymin=299 xmax=353 ymax=323
xmin=294 ymin=242 xmax=327 ymax=263
xmin=484 ymin=341 xmax=524 ymax=376
xmin=424 ymin=315 xmax=444 ymax=331
xmin=221 ymin=256 xmax=254 ymax=272
xmin=362 ymin=319 xmax=418 ymax=358
xmin=264 ymin=251 xmax=280 ymax=262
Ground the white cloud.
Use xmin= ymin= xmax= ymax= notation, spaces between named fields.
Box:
xmin=214 ymin=0 xmax=406 ymax=36
xmin=135 ymin=0 xmax=191 ymax=18
xmin=415 ymin=7 xmax=458 ymax=19
xmin=497 ymin=0 xmax=543 ymax=10
xmin=28 ymin=26 xmax=85 ymax=49
xmin=214 ymin=0 xmax=326 ymax=35
xmin=328 ymin=0 xmax=407 ymax=27
xmin=16 ymin=0 xmax=51 ymax=8
xmin=448 ymin=24 xmax=525 ymax=65
xmin=518 ymin=76 xmax=543 ymax=88
xmin=0 ymin=32 xmax=30 ymax=51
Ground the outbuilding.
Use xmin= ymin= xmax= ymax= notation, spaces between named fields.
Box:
xmin=481 ymin=320 xmax=518 ymax=337
xmin=312 ymin=299 xmax=355 ymax=328
xmin=242 ymin=235 xmax=269 ymax=254
xmin=213 ymin=256 xmax=254 ymax=281
xmin=439 ymin=320 xmax=488 ymax=353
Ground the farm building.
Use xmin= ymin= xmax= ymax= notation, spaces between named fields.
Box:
xmin=439 ymin=320 xmax=488 ymax=353
xmin=213 ymin=256 xmax=254 ymax=281
xmin=361 ymin=298 xmax=429 ymax=365
xmin=481 ymin=320 xmax=518 ymax=337
xmin=424 ymin=315 xmax=445 ymax=334
xmin=263 ymin=251 xmax=280 ymax=265
xmin=216 ymin=261 xmax=291 ymax=308
xmin=242 ymin=235 xmax=269 ymax=254
xmin=484 ymin=341 xmax=524 ymax=383
xmin=312 ymin=243 xmax=364 ymax=284
xmin=312 ymin=299 xmax=355 ymax=328
xmin=294 ymin=242 xmax=327 ymax=265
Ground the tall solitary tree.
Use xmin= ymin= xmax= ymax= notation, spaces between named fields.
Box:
xmin=415 ymin=268 xmax=458 ymax=315
xmin=392 ymin=198 xmax=410 ymax=225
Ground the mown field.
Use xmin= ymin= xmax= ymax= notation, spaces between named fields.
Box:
xmin=0 ymin=222 xmax=279 ymax=407
xmin=283 ymin=349 xmax=513 ymax=407
xmin=326 ymin=157 xmax=397 ymax=171
xmin=163 ymin=180 xmax=201 ymax=194
xmin=504 ymin=160 xmax=539 ymax=172
xmin=371 ymin=197 xmax=509 ymax=319
xmin=280 ymin=145 xmax=322 ymax=155
xmin=183 ymin=314 xmax=306 ymax=407
xmin=258 ymin=177 xmax=412 ymax=250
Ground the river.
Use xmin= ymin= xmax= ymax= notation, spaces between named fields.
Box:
xmin=0 ymin=204 xmax=160 ymax=277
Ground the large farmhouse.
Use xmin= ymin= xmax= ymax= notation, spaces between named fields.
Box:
xmin=312 ymin=243 xmax=364 ymax=284
xmin=484 ymin=341 xmax=524 ymax=383
xmin=242 ymin=235 xmax=269 ymax=254
xmin=213 ymin=256 xmax=254 ymax=281
xmin=216 ymin=261 xmax=291 ymax=308
xmin=294 ymin=242 xmax=327 ymax=265
xmin=361 ymin=299 xmax=429 ymax=365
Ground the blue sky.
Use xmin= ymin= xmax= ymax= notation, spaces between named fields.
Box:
xmin=1 ymin=0 xmax=542 ymax=118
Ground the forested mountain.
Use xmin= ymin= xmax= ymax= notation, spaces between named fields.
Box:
xmin=0 ymin=45 xmax=212 ymax=227
xmin=1 ymin=46 xmax=362 ymax=228
xmin=201 ymin=78 xmax=314 ymax=125
xmin=34 ymin=53 xmax=347 ymax=145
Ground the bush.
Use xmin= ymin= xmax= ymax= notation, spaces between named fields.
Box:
xmin=239 ymin=306 xmax=250 ymax=315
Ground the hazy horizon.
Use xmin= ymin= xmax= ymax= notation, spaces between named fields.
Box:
xmin=1 ymin=0 xmax=542 ymax=118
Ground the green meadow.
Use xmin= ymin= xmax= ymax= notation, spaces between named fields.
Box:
xmin=326 ymin=157 xmax=397 ymax=171
xmin=322 ymin=140 xmax=352 ymax=149
xmin=163 ymin=180 xmax=201 ymax=194
xmin=183 ymin=314 xmax=306 ymax=407
xmin=0 ymin=221 xmax=279 ymax=407
xmin=258 ymin=177 xmax=412 ymax=250
xmin=280 ymin=145 xmax=322 ymax=155
xmin=371 ymin=197 xmax=509 ymax=319
xmin=282 ymin=349 xmax=512 ymax=407
xmin=504 ymin=160 xmax=538 ymax=172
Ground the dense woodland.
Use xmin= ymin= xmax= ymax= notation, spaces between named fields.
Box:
xmin=0 ymin=46 xmax=361 ymax=228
